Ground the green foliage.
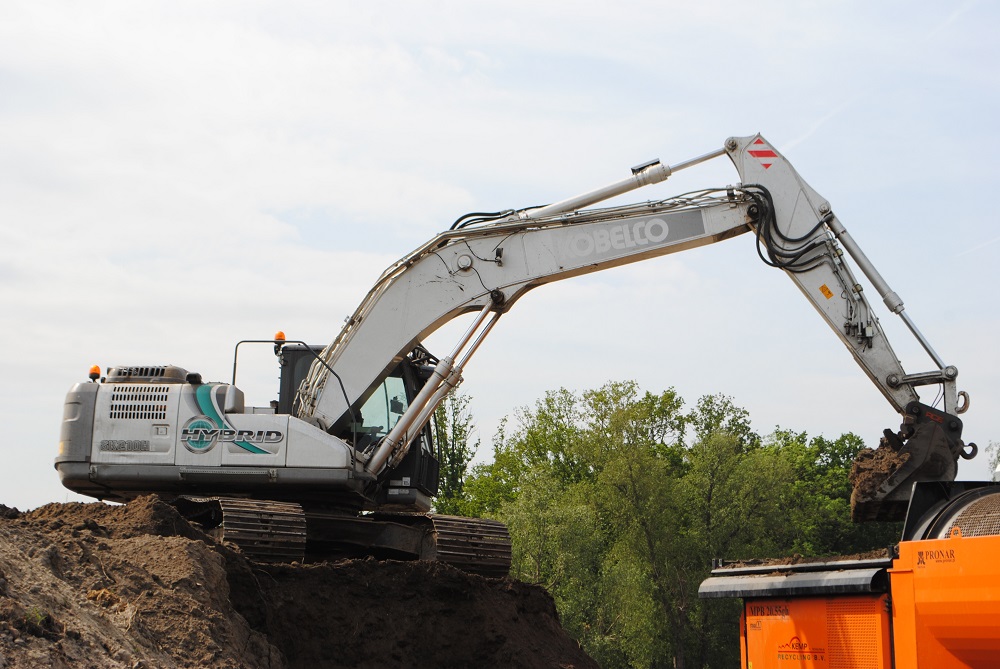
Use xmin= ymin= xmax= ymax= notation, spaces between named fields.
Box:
xmin=458 ymin=418 xmax=530 ymax=517
xmin=24 ymin=606 xmax=47 ymax=628
xmin=688 ymin=393 xmax=759 ymax=451
xmin=432 ymin=392 xmax=479 ymax=516
xmin=768 ymin=430 xmax=900 ymax=555
xmin=456 ymin=380 xmax=904 ymax=668
xmin=987 ymin=440 xmax=1000 ymax=473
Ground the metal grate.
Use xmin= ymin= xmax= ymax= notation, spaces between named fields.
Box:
xmin=946 ymin=493 xmax=1000 ymax=538
xmin=826 ymin=598 xmax=884 ymax=669
xmin=114 ymin=366 xmax=168 ymax=379
xmin=105 ymin=365 xmax=188 ymax=383
xmin=109 ymin=385 xmax=170 ymax=421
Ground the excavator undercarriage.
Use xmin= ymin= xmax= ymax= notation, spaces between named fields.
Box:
xmin=171 ymin=496 xmax=512 ymax=578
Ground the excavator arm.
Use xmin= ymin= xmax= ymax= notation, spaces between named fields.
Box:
xmin=727 ymin=136 xmax=975 ymax=520
xmin=296 ymin=135 xmax=974 ymax=518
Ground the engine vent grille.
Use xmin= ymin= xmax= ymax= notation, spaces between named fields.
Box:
xmin=106 ymin=365 xmax=188 ymax=383
xmin=109 ymin=385 xmax=171 ymax=421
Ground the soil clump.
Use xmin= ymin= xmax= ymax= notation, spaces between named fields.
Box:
xmin=849 ymin=446 xmax=909 ymax=500
xmin=848 ymin=441 xmax=910 ymax=520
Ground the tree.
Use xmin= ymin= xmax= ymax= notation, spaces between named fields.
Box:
xmin=770 ymin=430 xmax=901 ymax=555
xmin=687 ymin=393 xmax=759 ymax=451
xmin=459 ymin=388 xmax=588 ymax=517
xmin=987 ymin=440 xmax=1000 ymax=474
xmin=467 ymin=382 xmax=778 ymax=667
xmin=432 ymin=391 xmax=479 ymax=515
xmin=464 ymin=380 xmax=901 ymax=668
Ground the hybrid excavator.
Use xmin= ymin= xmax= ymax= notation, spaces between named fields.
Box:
xmin=57 ymin=134 xmax=976 ymax=581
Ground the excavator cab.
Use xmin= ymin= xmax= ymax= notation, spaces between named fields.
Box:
xmin=350 ymin=357 xmax=441 ymax=509
xmin=278 ymin=343 xmax=440 ymax=510
xmin=364 ymin=356 xmax=441 ymax=509
xmin=278 ymin=343 xmax=419 ymax=452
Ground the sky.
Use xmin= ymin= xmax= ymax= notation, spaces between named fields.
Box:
xmin=2 ymin=1 xmax=998 ymax=510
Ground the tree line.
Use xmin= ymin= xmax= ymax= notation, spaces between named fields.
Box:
xmin=434 ymin=381 xmax=900 ymax=668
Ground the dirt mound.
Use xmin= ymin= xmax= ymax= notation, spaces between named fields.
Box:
xmin=0 ymin=497 xmax=596 ymax=669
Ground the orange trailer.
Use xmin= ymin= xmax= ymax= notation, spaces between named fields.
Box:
xmin=701 ymin=482 xmax=1000 ymax=668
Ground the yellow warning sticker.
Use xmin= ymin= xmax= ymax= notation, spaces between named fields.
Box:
xmin=819 ymin=284 xmax=833 ymax=299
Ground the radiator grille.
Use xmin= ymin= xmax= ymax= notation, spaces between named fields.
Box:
xmin=109 ymin=385 xmax=171 ymax=421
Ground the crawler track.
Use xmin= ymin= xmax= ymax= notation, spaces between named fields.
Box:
xmin=172 ymin=496 xmax=511 ymax=577
xmin=426 ymin=515 xmax=512 ymax=578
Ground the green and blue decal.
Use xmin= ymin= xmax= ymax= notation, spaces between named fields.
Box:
xmin=180 ymin=384 xmax=282 ymax=455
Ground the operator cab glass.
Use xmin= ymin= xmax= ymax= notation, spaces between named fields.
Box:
xmin=354 ymin=373 xmax=409 ymax=451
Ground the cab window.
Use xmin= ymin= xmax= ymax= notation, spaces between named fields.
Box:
xmin=355 ymin=374 xmax=409 ymax=449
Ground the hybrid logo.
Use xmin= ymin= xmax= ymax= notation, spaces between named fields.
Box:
xmin=181 ymin=415 xmax=283 ymax=454
xmin=566 ymin=218 xmax=670 ymax=258
xmin=182 ymin=416 xmax=218 ymax=453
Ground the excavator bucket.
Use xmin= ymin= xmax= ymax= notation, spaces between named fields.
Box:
xmin=850 ymin=402 xmax=972 ymax=522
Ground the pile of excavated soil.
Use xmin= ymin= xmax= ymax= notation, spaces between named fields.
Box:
xmin=0 ymin=497 xmax=597 ymax=669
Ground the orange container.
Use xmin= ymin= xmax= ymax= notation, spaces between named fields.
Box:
xmin=889 ymin=530 xmax=1000 ymax=667
xmin=741 ymin=594 xmax=891 ymax=668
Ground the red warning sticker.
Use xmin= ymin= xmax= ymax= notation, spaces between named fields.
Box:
xmin=748 ymin=138 xmax=778 ymax=170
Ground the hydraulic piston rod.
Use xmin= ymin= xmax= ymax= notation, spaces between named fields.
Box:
xmin=366 ymin=300 xmax=497 ymax=475
xmin=521 ymin=147 xmax=727 ymax=220
xmin=387 ymin=311 xmax=502 ymax=469
xmin=827 ymin=215 xmax=948 ymax=370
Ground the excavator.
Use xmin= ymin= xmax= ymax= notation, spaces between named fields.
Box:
xmin=57 ymin=135 xmax=980 ymax=596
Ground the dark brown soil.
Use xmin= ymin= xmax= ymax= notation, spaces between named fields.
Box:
xmin=720 ymin=548 xmax=891 ymax=569
xmin=849 ymin=445 xmax=909 ymax=499
xmin=0 ymin=497 xmax=597 ymax=669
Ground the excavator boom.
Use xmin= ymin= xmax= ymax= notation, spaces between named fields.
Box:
xmin=294 ymin=135 xmax=973 ymax=516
